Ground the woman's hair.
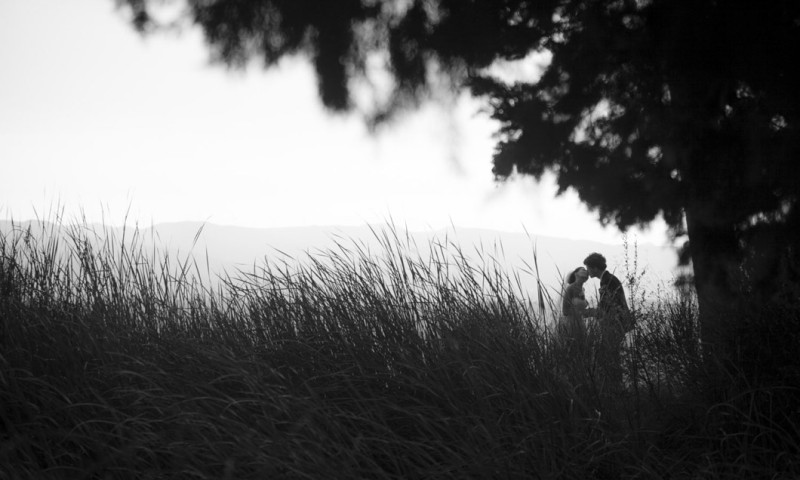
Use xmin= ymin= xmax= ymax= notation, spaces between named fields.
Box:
xmin=566 ymin=266 xmax=583 ymax=285
xmin=583 ymin=252 xmax=607 ymax=270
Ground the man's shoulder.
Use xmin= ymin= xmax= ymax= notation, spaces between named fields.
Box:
xmin=602 ymin=271 xmax=623 ymax=288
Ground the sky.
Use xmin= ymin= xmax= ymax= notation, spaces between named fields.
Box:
xmin=1 ymin=0 xmax=670 ymax=246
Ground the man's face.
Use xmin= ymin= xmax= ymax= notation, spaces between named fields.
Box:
xmin=585 ymin=265 xmax=601 ymax=278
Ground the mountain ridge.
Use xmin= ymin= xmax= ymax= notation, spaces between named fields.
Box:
xmin=1 ymin=219 xmax=680 ymax=297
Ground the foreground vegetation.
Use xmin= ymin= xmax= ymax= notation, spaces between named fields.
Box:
xmin=1 ymin=219 xmax=798 ymax=479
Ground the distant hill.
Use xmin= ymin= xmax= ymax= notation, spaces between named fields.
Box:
xmin=1 ymin=219 xmax=680 ymax=303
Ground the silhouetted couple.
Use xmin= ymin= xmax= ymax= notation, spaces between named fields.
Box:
xmin=559 ymin=252 xmax=632 ymax=388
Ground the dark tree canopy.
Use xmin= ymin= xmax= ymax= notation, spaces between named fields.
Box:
xmin=118 ymin=0 xmax=800 ymax=351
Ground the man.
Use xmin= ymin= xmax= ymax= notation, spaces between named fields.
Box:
xmin=584 ymin=253 xmax=630 ymax=327
xmin=584 ymin=252 xmax=632 ymax=387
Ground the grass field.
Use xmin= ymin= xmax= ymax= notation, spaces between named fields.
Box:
xmin=1 ymin=218 xmax=798 ymax=479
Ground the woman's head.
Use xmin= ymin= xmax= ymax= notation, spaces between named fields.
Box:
xmin=567 ymin=266 xmax=589 ymax=285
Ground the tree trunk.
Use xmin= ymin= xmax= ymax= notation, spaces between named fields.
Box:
xmin=684 ymin=204 xmax=742 ymax=362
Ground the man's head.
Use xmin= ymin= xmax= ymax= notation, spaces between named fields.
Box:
xmin=583 ymin=252 xmax=607 ymax=278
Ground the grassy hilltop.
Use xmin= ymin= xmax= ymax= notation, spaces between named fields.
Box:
xmin=1 ymin=218 xmax=798 ymax=479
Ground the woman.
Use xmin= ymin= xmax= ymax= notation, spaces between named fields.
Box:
xmin=558 ymin=266 xmax=590 ymax=344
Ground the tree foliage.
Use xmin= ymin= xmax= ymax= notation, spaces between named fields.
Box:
xmin=117 ymin=0 xmax=800 ymax=350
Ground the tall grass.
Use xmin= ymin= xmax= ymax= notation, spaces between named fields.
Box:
xmin=1 ymin=218 xmax=798 ymax=479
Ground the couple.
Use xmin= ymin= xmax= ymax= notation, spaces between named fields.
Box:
xmin=560 ymin=253 xmax=633 ymax=381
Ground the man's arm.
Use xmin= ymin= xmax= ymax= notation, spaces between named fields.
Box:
xmin=600 ymin=274 xmax=628 ymax=313
xmin=611 ymin=275 xmax=629 ymax=311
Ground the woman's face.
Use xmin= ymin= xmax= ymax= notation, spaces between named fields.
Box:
xmin=575 ymin=268 xmax=589 ymax=283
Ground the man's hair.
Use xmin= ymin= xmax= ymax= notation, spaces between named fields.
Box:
xmin=583 ymin=252 xmax=607 ymax=270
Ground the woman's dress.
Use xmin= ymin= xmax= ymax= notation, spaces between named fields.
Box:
xmin=558 ymin=283 xmax=588 ymax=344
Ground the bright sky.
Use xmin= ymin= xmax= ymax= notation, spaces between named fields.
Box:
xmin=1 ymin=0 xmax=670 ymax=245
